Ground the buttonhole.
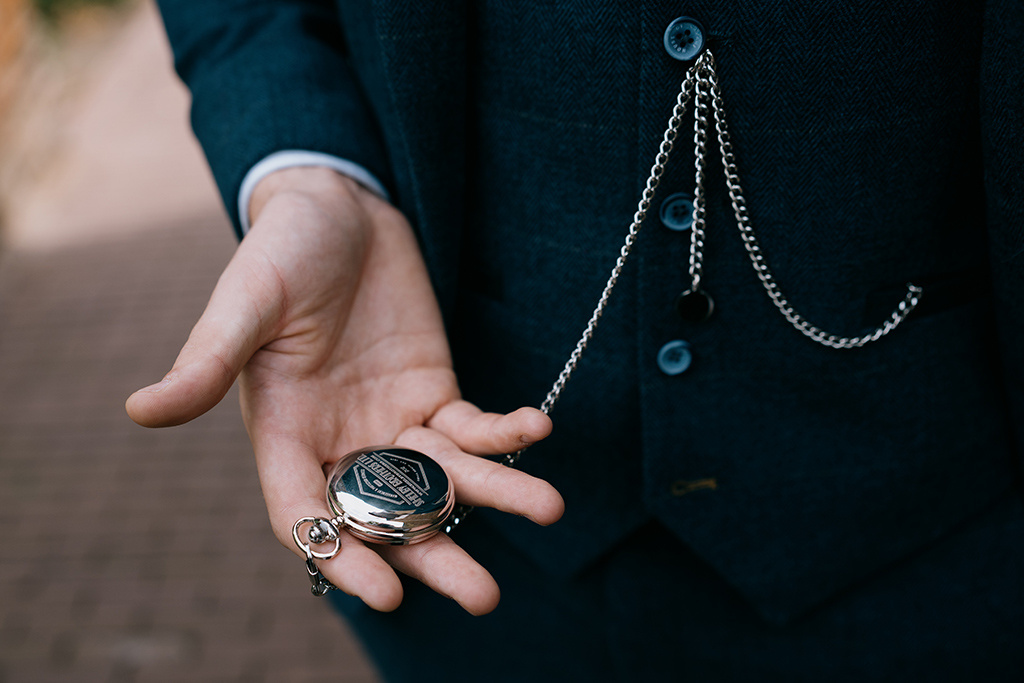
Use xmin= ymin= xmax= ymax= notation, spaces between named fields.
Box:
xmin=670 ymin=477 xmax=718 ymax=497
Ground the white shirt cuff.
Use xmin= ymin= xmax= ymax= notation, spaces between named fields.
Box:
xmin=237 ymin=150 xmax=390 ymax=235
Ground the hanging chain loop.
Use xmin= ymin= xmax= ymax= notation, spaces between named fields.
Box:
xmin=694 ymin=52 xmax=922 ymax=348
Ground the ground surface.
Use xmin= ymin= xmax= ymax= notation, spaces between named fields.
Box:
xmin=0 ymin=3 xmax=382 ymax=681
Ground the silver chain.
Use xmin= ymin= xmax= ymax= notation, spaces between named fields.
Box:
xmin=444 ymin=69 xmax=699 ymax=534
xmin=446 ymin=50 xmax=922 ymax=534
xmin=690 ymin=67 xmax=711 ymax=293
xmin=695 ymin=52 xmax=922 ymax=348
xmin=510 ymin=70 xmax=696 ymax=456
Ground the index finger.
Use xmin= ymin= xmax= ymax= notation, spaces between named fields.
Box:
xmin=427 ymin=402 xmax=552 ymax=455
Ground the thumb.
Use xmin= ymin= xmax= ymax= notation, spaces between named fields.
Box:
xmin=126 ymin=247 xmax=284 ymax=427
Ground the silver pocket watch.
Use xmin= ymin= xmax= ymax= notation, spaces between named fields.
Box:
xmin=292 ymin=446 xmax=455 ymax=595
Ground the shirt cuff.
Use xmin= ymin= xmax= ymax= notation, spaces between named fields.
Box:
xmin=237 ymin=150 xmax=390 ymax=235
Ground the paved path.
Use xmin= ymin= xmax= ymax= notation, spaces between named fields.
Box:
xmin=0 ymin=217 xmax=382 ymax=683
xmin=0 ymin=3 xmax=382 ymax=681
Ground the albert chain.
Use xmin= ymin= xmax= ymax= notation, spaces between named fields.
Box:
xmin=303 ymin=51 xmax=923 ymax=588
xmin=691 ymin=52 xmax=922 ymax=348
xmin=446 ymin=50 xmax=923 ymax=532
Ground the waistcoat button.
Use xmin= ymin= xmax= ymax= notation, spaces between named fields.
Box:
xmin=676 ymin=288 xmax=714 ymax=322
xmin=657 ymin=339 xmax=693 ymax=375
xmin=659 ymin=193 xmax=694 ymax=231
xmin=663 ymin=17 xmax=706 ymax=62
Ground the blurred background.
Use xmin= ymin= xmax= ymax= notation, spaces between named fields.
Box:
xmin=0 ymin=0 xmax=380 ymax=680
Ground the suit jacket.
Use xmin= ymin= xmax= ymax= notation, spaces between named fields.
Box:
xmin=158 ymin=0 xmax=1024 ymax=624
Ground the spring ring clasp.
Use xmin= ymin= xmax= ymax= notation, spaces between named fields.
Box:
xmin=291 ymin=516 xmax=342 ymax=560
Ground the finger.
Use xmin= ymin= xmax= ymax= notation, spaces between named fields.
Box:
xmin=427 ymin=402 xmax=553 ymax=456
xmin=398 ymin=427 xmax=564 ymax=526
xmin=376 ymin=533 xmax=500 ymax=616
xmin=255 ymin=433 xmax=404 ymax=612
xmin=125 ymin=243 xmax=283 ymax=427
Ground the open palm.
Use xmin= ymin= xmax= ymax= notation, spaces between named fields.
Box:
xmin=127 ymin=169 xmax=563 ymax=615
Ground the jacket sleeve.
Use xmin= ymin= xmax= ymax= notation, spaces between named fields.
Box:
xmin=981 ymin=0 xmax=1024 ymax=469
xmin=156 ymin=0 xmax=393 ymax=236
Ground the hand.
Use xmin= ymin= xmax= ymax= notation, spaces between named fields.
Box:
xmin=126 ymin=167 xmax=563 ymax=615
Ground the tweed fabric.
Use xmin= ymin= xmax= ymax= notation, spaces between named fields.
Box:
xmin=159 ymin=0 xmax=1024 ymax=626
xmin=330 ymin=496 xmax=1024 ymax=682
xmin=157 ymin=0 xmax=396 ymax=236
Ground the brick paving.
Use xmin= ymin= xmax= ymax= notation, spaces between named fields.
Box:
xmin=0 ymin=216 xmax=383 ymax=682
xmin=0 ymin=2 xmax=386 ymax=679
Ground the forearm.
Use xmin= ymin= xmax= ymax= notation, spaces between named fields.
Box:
xmin=156 ymin=0 xmax=392 ymax=234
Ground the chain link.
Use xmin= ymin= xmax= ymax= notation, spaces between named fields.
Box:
xmin=690 ymin=68 xmax=711 ymax=293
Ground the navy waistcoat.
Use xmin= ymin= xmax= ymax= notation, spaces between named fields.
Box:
xmin=159 ymin=0 xmax=1024 ymax=623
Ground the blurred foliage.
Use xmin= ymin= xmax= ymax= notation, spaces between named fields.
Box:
xmin=33 ymin=0 xmax=128 ymax=22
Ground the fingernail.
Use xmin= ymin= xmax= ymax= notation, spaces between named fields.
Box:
xmin=136 ymin=377 xmax=172 ymax=394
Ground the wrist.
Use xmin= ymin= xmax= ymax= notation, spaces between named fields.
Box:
xmin=249 ymin=166 xmax=373 ymax=226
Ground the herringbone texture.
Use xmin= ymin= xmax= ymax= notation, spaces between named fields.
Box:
xmin=0 ymin=217 xmax=381 ymax=683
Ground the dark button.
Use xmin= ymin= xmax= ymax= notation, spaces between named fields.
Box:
xmin=660 ymin=193 xmax=694 ymax=231
xmin=670 ymin=477 xmax=718 ymax=497
xmin=675 ymin=288 xmax=714 ymax=322
xmin=656 ymin=339 xmax=692 ymax=375
xmin=663 ymin=17 xmax=706 ymax=62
